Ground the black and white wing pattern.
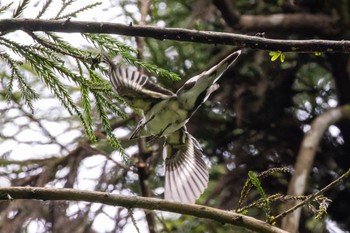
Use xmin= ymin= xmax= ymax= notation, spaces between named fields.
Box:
xmin=102 ymin=54 xmax=176 ymax=112
xmin=176 ymin=50 xmax=241 ymax=116
xmin=163 ymin=127 xmax=209 ymax=203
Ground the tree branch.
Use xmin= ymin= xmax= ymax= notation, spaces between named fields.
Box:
xmin=238 ymin=13 xmax=336 ymax=35
xmin=213 ymin=0 xmax=336 ymax=36
xmin=134 ymin=1 xmax=157 ymax=232
xmin=275 ymin=168 xmax=350 ymax=223
xmin=282 ymin=105 xmax=350 ymax=232
xmin=0 ymin=18 xmax=349 ymax=53
xmin=213 ymin=0 xmax=240 ymax=28
xmin=0 ymin=187 xmax=288 ymax=233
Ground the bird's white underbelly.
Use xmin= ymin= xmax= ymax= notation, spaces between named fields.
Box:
xmin=142 ymin=99 xmax=188 ymax=137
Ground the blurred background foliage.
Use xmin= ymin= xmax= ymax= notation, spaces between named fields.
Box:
xmin=0 ymin=0 xmax=350 ymax=232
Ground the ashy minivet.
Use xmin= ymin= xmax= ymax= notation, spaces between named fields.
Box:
xmin=103 ymin=50 xmax=241 ymax=204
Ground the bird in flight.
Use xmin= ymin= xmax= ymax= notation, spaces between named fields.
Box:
xmin=103 ymin=49 xmax=241 ymax=204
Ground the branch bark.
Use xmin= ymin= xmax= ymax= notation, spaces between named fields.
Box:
xmin=213 ymin=0 xmax=240 ymax=28
xmin=213 ymin=0 xmax=336 ymax=36
xmin=282 ymin=105 xmax=350 ymax=232
xmin=238 ymin=13 xmax=336 ymax=35
xmin=134 ymin=1 xmax=157 ymax=232
xmin=0 ymin=18 xmax=349 ymax=53
xmin=0 ymin=187 xmax=288 ymax=233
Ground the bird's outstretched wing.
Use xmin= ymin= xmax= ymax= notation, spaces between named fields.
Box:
xmin=102 ymin=54 xmax=176 ymax=112
xmin=163 ymin=127 xmax=209 ymax=203
xmin=177 ymin=50 xmax=241 ymax=115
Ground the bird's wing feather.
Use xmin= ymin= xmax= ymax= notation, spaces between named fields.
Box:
xmin=163 ymin=128 xmax=209 ymax=203
xmin=175 ymin=50 xmax=241 ymax=116
xmin=103 ymin=54 xmax=175 ymax=112
xmin=111 ymin=65 xmax=175 ymax=99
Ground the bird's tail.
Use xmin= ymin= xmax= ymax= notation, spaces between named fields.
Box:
xmin=163 ymin=128 xmax=209 ymax=204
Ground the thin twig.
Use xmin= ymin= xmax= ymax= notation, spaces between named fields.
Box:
xmin=275 ymin=168 xmax=350 ymax=223
xmin=283 ymin=105 xmax=350 ymax=231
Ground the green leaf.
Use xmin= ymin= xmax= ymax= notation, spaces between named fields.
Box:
xmin=36 ymin=0 xmax=53 ymax=19
xmin=248 ymin=171 xmax=267 ymax=199
xmin=280 ymin=52 xmax=285 ymax=62
xmin=12 ymin=0 xmax=30 ymax=18
xmin=248 ymin=171 xmax=272 ymax=220
xmin=84 ymin=34 xmax=181 ymax=81
xmin=269 ymin=51 xmax=280 ymax=61
xmin=269 ymin=51 xmax=285 ymax=63
xmin=0 ymin=2 xmax=13 ymax=15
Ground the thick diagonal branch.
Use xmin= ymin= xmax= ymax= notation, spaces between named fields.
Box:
xmin=0 ymin=19 xmax=349 ymax=53
xmin=0 ymin=187 xmax=288 ymax=233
